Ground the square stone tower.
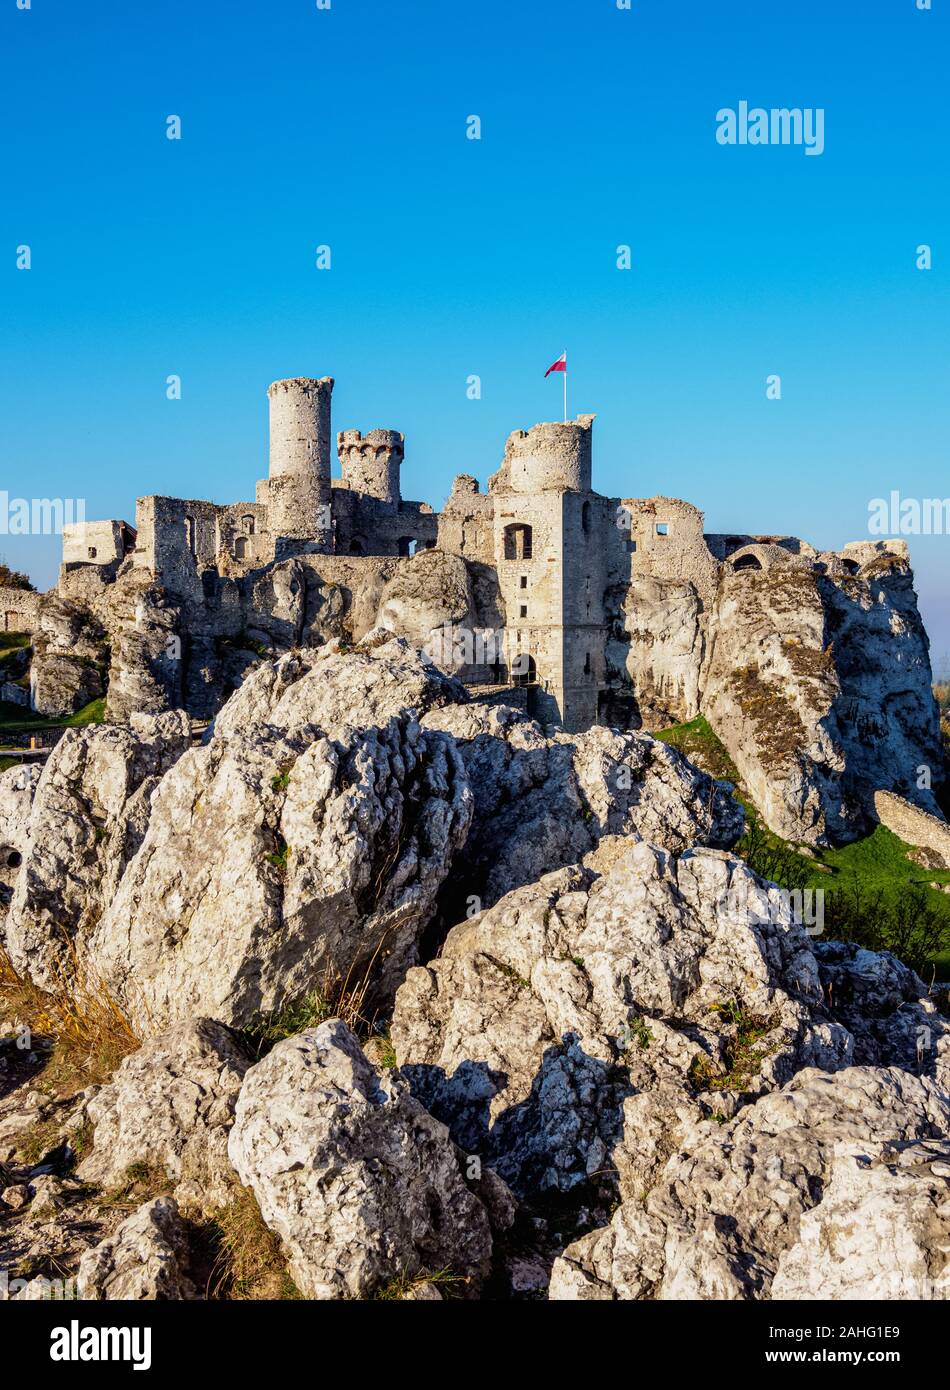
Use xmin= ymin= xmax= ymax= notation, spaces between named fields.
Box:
xmin=490 ymin=414 xmax=604 ymax=731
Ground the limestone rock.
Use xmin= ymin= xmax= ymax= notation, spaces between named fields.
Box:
xmin=771 ymin=1138 xmax=950 ymax=1300
xmin=608 ymin=574 xmax=705 ymax=727
xmin=701 ymin=560 xmax=943 ymax=844
xmin=391 ymin=841 xmax=852 ymax=1203
xmin=421 ymin=702 xmax=743 ymax=914
xmin=210 ymin=633 xmax=467 ymax=742
xmin=815 ymin=941 xmax=950 ymax=1091
xmin=549 ymin=1067 xmax=950 ymax=1300
xmin=375 ymin=550 xmax=476 ymax=669
xmin=0 ymin=761 xmax=41 ymax=912
xmin=29 ymin=594 xmax=108 ymax=718
xmin=76 ymin=1196 xmax=198 ymax=1300
xmin=89 ymin=709 xmax=471 ymax=1033
xmin=227 ymin=1020 xmax=493 ymax=1300
xmin=3 ymin=712 xmax=190 ymax=988
xmin=78 ymin=1019 xmax=251 ymax=1209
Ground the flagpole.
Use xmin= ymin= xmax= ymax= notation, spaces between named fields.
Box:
xmin=563 ymin=354 xmax=567 ymax=423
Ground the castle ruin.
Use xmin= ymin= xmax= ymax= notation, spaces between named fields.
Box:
xmin=49 ymin=373 xmax=917 ymax=739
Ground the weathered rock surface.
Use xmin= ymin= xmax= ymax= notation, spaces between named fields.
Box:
xmin=421 ymin=703 xmax=743 ymax=913
xmin=78 ymin=1019 xmax=251 ymax=1209
xmin=3 ymin=711 xmax=191 ymax=988
xmin=89 ymin=710 xmax=470 ymax=1035
xmin=814 ymin=939 xmax=950 ymax=1091
xmin=210 ymin=634 xmax=466 ymax=742
xmin=549 ymin=1067 xmax=950 ymax=1300
xmin=392 ymin=841 xmax=853 ymax=1203
xmin=228 ymin=1020 xmax=493 ymax=1299
xmin=29 ymin=594 xmax=108 ymax=717
xmin=0 ymin=762 xmax=41 ymax=910
xmin=375 ymin=551 xmax=477 ymax=668
xmin=76 ymin=1197 xmax=198 ymax=1300
xmin=701 ymin=560 xmax=943 ymax=844
xmin=607 ymin=574 xmax=705 ymax=727
xmin=770 ymin=1138 xmax=950 ymax=1300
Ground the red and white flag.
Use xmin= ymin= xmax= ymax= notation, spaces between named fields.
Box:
xmin=544 ymin=351 xmax=567 ymax=377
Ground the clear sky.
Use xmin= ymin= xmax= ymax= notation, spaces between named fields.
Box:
xmin=3 ymin=0 xmax=948 ymax=667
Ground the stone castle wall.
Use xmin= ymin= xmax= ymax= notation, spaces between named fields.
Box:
xmin=0 ymin=587 xmax=41 ymax=633
xmin=873 ymin=793 xmax=950 ymax=864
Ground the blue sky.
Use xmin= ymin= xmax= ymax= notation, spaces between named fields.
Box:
xmin=3 ymin=0 xmax=948 ymax=667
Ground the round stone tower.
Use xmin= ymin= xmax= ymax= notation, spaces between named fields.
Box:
xmin=338 ymin=428 xmax=404 ymax=509
xmin=504 ymin=415 xmax=595 ymax=493
xmin=267 ymin=377 xmax=334 ymax=543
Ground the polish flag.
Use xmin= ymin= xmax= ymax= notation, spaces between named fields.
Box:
xmin=544 ymin=351 xmax=567 ymax=377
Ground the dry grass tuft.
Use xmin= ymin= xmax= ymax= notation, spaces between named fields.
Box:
xmin=0 ymin=942 xmax=139 ymax=1097
xmin=203 ymin=1186 xmax=301 ymax=1300
xmin=236 ymin=956 xmax=383 ymax=1062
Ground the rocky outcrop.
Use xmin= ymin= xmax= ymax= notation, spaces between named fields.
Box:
xmin=228 ymin=1020 xmax=494 ymax=1299
xmin=700 ymin=559 xmax=943 ymax=844
xmin=420 ymin=703 xmax=743 ymax=914
xmin=0 ymin=763 xmax=41 ymax=909
xmin=770 ymin=1137 xmax=950 ymax=1299
xmin=3 ymin=711 xmax=191 ymax=988
xmin=549 ymin=1067 xmax=950 ymax=1300
xmin=813 ymin=939 xmax=950 ymax=1092
xmin=375 ymin=551 xmax=477 ymax=668
xmin=210 ymin=634 xmax=467 ymax=741
xmin=88 ymin=709 xmax=471 ymax=1033
xmin=391 ymin=841 xmax=853 ymax=1203
xmin=76 ymin=1197 xmax=198 ymax=1300
xmin=607 ymin=575 xmax=705 ymax=727
xmin=28 ymin=593 xmax=109 ymax=718
xmin=78 ymin=1019 xmax=251 ymax=1209
xmin=702 ymin=567 xmax=850 ymax=843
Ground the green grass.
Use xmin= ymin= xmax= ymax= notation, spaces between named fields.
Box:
xmin=0 ymin=632 xmax=31 ymax=653
xmin=0 ymin=696 xmax=106 ymax=737
xmin=656 ymin=715 xmax=950 ymax=980
xmin=236 ymin=993 xmax=331 ymax=1061
xmin=654 ymin=715 xmax=740 ymax=783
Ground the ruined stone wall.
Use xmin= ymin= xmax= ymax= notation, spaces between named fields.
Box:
xmin=216 ymin=503 xmax=272 ymax=567
xmin=331 ymin=485 xmax=437 ymax=557
xmin=134 ymin=496 xmax=218 ymax=601
xmin=560 ymin=493 xmax=613 ymax=731
xmin=61 ymin=520 xmax=133 ymax=569
xmin=491 ymin=490 xmax=564 ymax=724
xmin=620 ymin=497 xmax=720 ymax=604
xmin=0 ymin=587 xmax=41 ymax=633
xmin=437 ymin=476 xmax=495 ymax=564
xmin=874 ymin=790 xmax=950 ymax=864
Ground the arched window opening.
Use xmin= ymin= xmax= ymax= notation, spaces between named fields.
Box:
xmin=503 ymin=523 xmax=533 ymax=561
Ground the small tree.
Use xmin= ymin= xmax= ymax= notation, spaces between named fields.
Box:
xmin=0 ymin=561 xmax=35 ymax=592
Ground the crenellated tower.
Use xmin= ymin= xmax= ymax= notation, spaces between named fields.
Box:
xmin=338 ymin=429 xmax=404 ymax=511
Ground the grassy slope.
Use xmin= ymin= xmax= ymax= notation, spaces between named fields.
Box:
xmin=0 ymin=697 xmax=106 ymax=737
xmin=656 ymin=714 xmax=950 ymax=980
